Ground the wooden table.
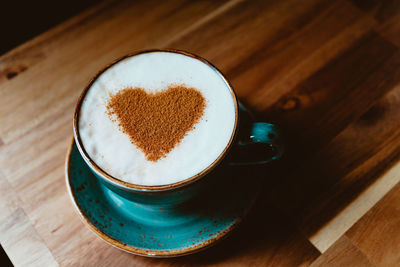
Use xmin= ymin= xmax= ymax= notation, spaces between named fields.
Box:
xmin=1 ymin=0 xmax=400 ymax=265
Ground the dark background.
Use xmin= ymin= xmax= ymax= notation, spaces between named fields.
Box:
xmin=0 ymin=1 xmax=98 ymax=265
xmin=0 ymin=245 xmax=12 ymax=266
xmin=0 ymin=1 xmax=97 ymax=56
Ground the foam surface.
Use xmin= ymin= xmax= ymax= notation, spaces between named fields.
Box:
xmin=78 ymin=51 xmax=236 ymax=186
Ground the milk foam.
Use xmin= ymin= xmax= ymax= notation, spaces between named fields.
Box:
xmin=78 ymin=51 xmax=236 ymax=186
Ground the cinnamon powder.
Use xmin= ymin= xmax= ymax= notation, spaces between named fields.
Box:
xmin=106 ymin=85 xmax=206 ymax=161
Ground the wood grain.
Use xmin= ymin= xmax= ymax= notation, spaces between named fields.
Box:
xmin=351 ymin=0 xmax=400 ymax=47
xmin=150 ymin=197 xmax=320 ymax=267
xmin=0 ymin=209 xmax=57 ymax=266
xmin=264 ymin=48 xmax=400 ymax=250
xmin=171 ymin=0 xmax=375 ymax=109
xmin=0 ymin=0 xmax=116 ymax=84
xmin=0 ymin=0 xmax=231 ymax=144
xmin=1 ymin=0 xmax=400 ymax=265
xmin=265 ymin=78 xmax=400 ymax=250
xmin=347 ymin=181 xmax=400 ymax=266
xmin=351 ymin=0 xmax=400 ymax=22
xmin=308 ymin=153 xmax=400 ymax=252
xmin=310 ymin=236 xmax=374 ymax=267
xmin=266 ymin=31 xmax=399 ymax=149
xmin=0 ymin=174 xmax=24 ymax=226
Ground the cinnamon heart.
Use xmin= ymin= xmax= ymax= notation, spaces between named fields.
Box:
xmin=106 ymin=86 xmax=206 ymax=162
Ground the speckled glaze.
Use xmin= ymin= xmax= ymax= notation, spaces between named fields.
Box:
xmin=66 ymin=138 xmax=258 ymax=257
xmin=66 ymin=103 xmax=283 ymax=257
xmin=69 ymin=49 xmax=284 ymax=257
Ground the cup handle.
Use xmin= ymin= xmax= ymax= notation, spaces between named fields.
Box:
xmin=229 ymin=122 xmax=284 ymax=165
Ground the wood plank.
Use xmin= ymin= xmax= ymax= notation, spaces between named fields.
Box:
xmin=0 ymin=1 xmax=246 ymax=265
xmin=346 ymin=181 xmax=400 ymax=266
xmin=350 ymin=0 xmax=400 ymax=47
xmin=266 ymin=31 xmax=399 ymax=152
xmin=155 ymin=198 xmax=320 ymax=266
xmin=0 ymin=108 xmax=71 ymax=186
xmin=168 ymin=0 xmax=397 ymax=161
xmin=259 ymin=35 xmax=400 ymax=250
xmin=35 ymin=191 xmax=139 ymax=266
xmin=1 ymin=130 xmax=321 ymax=265
xmin=2 ymin=0 xmax=400 ymax=264
xmin=171 ymin=0 xmax=375 ymax=110
xmin=378 ymin=12 xmax=400 ymax=47
xmin=308 ymin=153 xmax=400 ymax=252
xmin=0 ymin=0 xmax=233 ymax=144
xmin=0 ymin=0 xmax=240 ymax=85
xmin=0 ymin=174 xmax=23 ymax=226
xmin=350 ymin=0 xmax=400 ymax=23
xmin=0 ymin=209 xmax=58 ymax=266
xmin=310 ymin=236 xmax=374 ymax=267
xmin=265 ymin=80 xmax=400 ymax=252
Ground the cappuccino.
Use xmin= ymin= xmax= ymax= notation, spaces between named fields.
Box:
xmin=78 ymin=51 xmax=236 ymax=186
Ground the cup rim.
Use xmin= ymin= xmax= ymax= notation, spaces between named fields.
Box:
xmin=73 ymin=49 xmax=239 ymax=191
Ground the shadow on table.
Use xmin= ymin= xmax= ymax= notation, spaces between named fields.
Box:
xmin=128 ymin=96 xmax=396 ymax=264
xmin=177 ymin=109 xmax=394 ymax=264
xmin=135 ymin=160 xmax=319 ymax=264
xmin=165 ymin=163 xmax=318 ymax=265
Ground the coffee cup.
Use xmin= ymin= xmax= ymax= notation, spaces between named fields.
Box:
xmin=73 ymin=49 xmax=284 ymax=206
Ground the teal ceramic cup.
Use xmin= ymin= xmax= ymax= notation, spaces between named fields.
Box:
xmin=73 ymin=49 xmax=284 ymax=208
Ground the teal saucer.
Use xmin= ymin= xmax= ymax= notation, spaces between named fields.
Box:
xmin=66 ymin=140 xmax=259 ymax=257
xmin=66 ymin=102 xmax=262 ymax=257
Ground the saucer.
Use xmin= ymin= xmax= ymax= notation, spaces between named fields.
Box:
xmin=66 ymin=141 xmax=260 ymax=257
xmin=66 ymin=103 xmax=259 ymax=257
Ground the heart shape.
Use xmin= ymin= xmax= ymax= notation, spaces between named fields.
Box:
xmin=106 ymin=85 xmax=206 ymax=161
